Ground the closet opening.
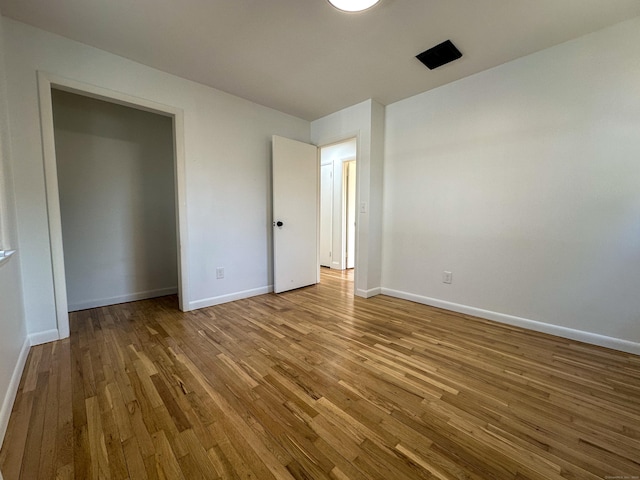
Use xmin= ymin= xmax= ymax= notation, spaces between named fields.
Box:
xmin=51 ymin=89 xmax=178 ymax=312
xmin=38 ymin=72 xmax=190 ymax=339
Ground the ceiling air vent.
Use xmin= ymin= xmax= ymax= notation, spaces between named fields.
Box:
xmin=416 ymin=40 xmax=462 ymax=70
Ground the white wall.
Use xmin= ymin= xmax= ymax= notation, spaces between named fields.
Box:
xmin=320 ymin=139 xmax=356 ymax=270
xmin=52 ymin=90 xmax=178 ymax=311
xmin=0 ymin=10 xmax=29 ymax=448
xmin=382 ymin=17 xmax=640 ymax=353
xmin=2 ymin=17 xmax=310 ymax=337
xmin=311 ymin=100 xmax=385 ymax=297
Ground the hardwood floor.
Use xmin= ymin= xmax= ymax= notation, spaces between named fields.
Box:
xmin=1 ymin=268 xmax=639 ymax=479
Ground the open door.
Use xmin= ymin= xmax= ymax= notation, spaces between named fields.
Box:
xmin=272 ymin=136 xmax=318 ymax=293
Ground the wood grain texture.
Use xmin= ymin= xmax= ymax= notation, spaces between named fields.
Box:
xmin=1 ymin=268 xmax=639 ymax=479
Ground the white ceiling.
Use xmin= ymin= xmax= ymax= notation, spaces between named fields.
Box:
xmin=1 ymin=0 xmax=639 ymax=121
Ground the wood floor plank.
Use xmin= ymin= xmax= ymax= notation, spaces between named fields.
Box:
xmin=54 ymin=339 xmax=74 ymax=477
xmin=19 ymin=371 xmax=49 ymax=480
xmin=85 ymin=396 xmax=111 ymax=480
xmin=2 ymin=269 xmax=640 ymax=479
xmin=151 ymin=430 xmax=185 ymax=480
xmin=121 ymin=436 xmax=148 ymax=480
xmin=0 ymin=383 xmax=34 ymax=479
xmin=37 ymin=344 xmax=60 ymax=480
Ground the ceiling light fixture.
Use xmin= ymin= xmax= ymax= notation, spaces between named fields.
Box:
xmin=327 ymin=0 xmax=380 ymax=13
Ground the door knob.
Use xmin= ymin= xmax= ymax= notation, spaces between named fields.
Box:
xmin=274 ymin=221 xmax=284 ymax=227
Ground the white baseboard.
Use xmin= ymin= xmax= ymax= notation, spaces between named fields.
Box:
xmin=68 ymin=286 xmax=178 ymax=312
xmin=189 ymin=285 xmax=273 ymax=310
xmin=380 ymin=288 xmax=640 ymax=356
xmin=356 ymin=287 xmax=382 ymax=298
xmin=28 ymin=329 xmax=60 ymax=346
xmin=0 ymin=336 xmax=30 ymax=448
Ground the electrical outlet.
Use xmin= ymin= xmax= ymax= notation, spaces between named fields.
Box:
xmin=443 ymin=271 xmax=453 ymax=284
xmin=216 ymin=267 xmax=224 ymax=279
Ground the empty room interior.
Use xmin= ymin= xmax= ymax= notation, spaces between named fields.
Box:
xmin=0 ymin=0 xmax=639 ymax=479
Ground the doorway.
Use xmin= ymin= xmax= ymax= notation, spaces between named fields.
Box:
xmin=52 ymin=89 xmax=178 ymax=312
xmin=38 ymin=72 xmax=189 ymax=339
xmin=319 ymin=138 xmax=357 ymax=276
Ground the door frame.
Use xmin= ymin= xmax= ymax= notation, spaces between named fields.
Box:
xmin=37 ymin=71 xmax=190 ymax=339
xmin=318 ymin=136 xmax=359 ymax=291
xmin=319 ymin=162 xmax=334 ymax=268
xmin=342 ymin=159 xmax=356 ymax=269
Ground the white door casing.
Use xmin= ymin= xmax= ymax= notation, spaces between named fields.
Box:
xmin=345 ymin=160 xmax=357 ymax=269
xmin=272 ymin=136 xmax=319 ymax=293
xmin=37 ymin=71 xmax=190 ymax=340
xmin=320 ymin=163 xmax=333 ymax=267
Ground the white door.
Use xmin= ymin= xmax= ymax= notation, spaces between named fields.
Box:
xmin=345 ymin=160 xmax=357 ymax=269
xmin=272 ymin=135 xmax=319 ymax=293
xmin=320 ymin=163 xmax=333 ymax=267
